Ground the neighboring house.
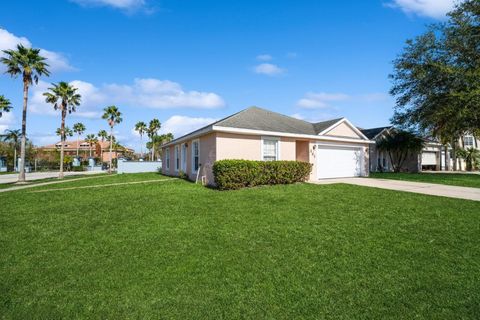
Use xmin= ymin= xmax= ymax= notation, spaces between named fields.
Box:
xmin=161 ymin=107 xmax=372 ymax=185
xmin=361 ymin=126 xmax=479 ymax=172
xmin=37 ymin=140 xmax=134 ymax=162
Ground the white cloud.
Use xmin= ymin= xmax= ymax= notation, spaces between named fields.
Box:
xmin=71 ymin=0 xmax=149 ymax=12
xmin=0 ymin=28 xmax=75 ymax=72
xmin=29 ymin=78 xmax=225 ymax=119
xmin=386 ymin=0 xmax=457 ymax=19
xmin=256 ymin=54 xmax=272 ymax=61
xmin=0 ymin=112 xmax=15 ymax=134
xmin=159 ymin=115 xmax=217 ymax=138
xmin=253 ymin=63 xmax=285 ymax=76
xmin=297 ymin=92 xmax=350 ymax=109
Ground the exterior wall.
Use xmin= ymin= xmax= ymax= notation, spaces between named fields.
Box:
xmin=324 ymin=122 xmax=361 ymax=139
xmin=117 ymin=160 xmax=161 ymax=174
xmin=162 ymin=132 xmax=217 ymax=185
xmin=216 ymin=132 xmax=262 ymax=160
xmin=280 ymin=137 xmax=296 ymax=161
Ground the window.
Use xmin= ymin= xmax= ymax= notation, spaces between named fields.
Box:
xmin=464 ymin=135 xmax=474 ymax=148
xmin=262 ymin=137 xmax=279 ymax=161
xmin=192 ymin=140 xmax=200 ymax=173
xmin=165 ymin=147 xmax=170 ymax=169
xmin=174 ymin=145 xmax=180 ymax=171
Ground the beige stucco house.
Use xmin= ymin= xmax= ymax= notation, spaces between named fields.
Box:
xmin=161 ymin=107 xmax=372 ymax=185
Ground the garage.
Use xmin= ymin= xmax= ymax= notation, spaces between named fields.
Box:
xmin=317 ymin=145 xmax=363 ymax=179
xmin=422 ymin=152 xmax=437 ymax=166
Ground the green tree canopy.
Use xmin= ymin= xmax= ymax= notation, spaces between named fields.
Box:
xmin=390 ymin=0 xmax=480 ymax=140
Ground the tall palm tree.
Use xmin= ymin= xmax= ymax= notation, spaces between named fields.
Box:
xmin=0 ymin=95 xmax=12 ymax=118
xmin=1 ymin=44 xmax=50 ymax=183
xmin=97 ymin=129 xmax=108 ymax=162
xmin=1 ymin=129 xmax=21 ymax=171
xmin=134 ymin=121 xmax=147 ymax=159
xmin=147 ymin=118 xmax=161 ymax=161
xmin=44 ymin=82 xmax=81 ymax=179
xmin=102 ymin=106 xmax=122 ymax=173
xmin=73 ymin=122 xmax=86 ymax=158
xmin=85 ymin=134 xmax=98 ymax=157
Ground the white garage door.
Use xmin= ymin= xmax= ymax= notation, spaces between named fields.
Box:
xmin=422 ymin=152 xmax=437 ymax=165
xmin=317 ymin=146 xmax=363 ymax=179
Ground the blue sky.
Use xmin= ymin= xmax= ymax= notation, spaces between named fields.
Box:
xmin=0 ymin=0 xmax=456 ymax=150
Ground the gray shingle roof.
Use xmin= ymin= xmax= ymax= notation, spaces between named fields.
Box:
xmin=164 ymin=106 xmax=350 ymax=146
xmin=360 ymin=126 xmax=392 ymax=140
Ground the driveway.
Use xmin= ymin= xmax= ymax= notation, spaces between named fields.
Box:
xmin=312 ymin=178 xmax=480 ymax=201
xmin=0 ymin=171 xmax=104 ymax=184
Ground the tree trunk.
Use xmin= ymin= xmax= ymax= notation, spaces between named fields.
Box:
xmin=140 ymin=134 xmax=143 ymax=159
xmin=444 ymin=145 xmax=449 ymax=171
xmin=59 ymin=108 xmax=66 ymax=179
xmin=452 ymin=139 xmax=457 ymax=171
xmin=17 ymin=81 xmax=29 ymax=183
xmin=76 ymin=134 xmax=80 ymax=158
xmin=152 ymin=141 xmax=155 ymax=161
xmin=13 ymin=147 xmax=17 ymax=172
xmin=108 ymin=127 xmax=113 ymax=174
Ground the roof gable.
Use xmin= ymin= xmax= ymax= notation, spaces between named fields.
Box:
xmin=319 ymin=118 xmax=368 ymax=140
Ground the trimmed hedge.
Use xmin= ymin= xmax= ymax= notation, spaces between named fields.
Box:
xmin=213 ymin=160 xmax=313 ymax=190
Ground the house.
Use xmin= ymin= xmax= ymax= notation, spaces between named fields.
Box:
xmin=361 ymin=125 xmax=479 ymax=172
xmin=161 ymin=107 xmax=372 ymax=185
xmin=37 ymin=140 xmax=134 ymax=163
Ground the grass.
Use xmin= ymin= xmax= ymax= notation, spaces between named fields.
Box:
xmin=370 ymin=172 xmax=480 ymax=188
xmin=1 ymin=173 xmax=479 ymax=319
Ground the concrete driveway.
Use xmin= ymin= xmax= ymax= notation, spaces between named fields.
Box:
xmin=0 ymin=171 xmax=103 ymax=184
xmin=312 ymin=178 xmax=480 ymax=201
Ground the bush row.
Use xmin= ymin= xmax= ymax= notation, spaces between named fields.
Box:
xmin=213 ymin=160 xmax=312 ymax=190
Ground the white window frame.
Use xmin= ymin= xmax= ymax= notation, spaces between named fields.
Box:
xmin=174 ymin=145 xmax=180 ymax=172
xmin=165 ymin=147 xmax=170 ymax=170
xmin=464 ymin=135 xmax=474 ymax=148
xmin=261 ymin=136 xmax=280 ymax=161
xmin=191 ymin=139 xmax=200 ymax=174
xmin=180 ymin=143 xmax=187 ymax=172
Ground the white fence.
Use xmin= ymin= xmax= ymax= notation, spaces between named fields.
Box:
xmin=117 ymin=161 xmax=162 ymax=174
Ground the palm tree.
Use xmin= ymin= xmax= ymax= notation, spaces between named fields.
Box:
xmin=44 ymin=82 xmax=81 ymax=179
xmin=102 ymin=106 xmax=122 ymax=173
xmin=1 ymin=129 xmax=21 ymax=171
xmin=85 ymin=134 xmax=98 ymax=157
xmin=56 ymin=126 xmax=73 ymax=139
xmin=377 ymin=130 xmax=425 ymax=173
xmin=1 ymin=44 xmax=50 ymax=183
xmin=147 ymin=118 xmax=161 ymax=161
xmin=134 ymin=121 xmax=147 ymax=159
xmin=0 ymin=95 xmax=12 ymax=118
xmin=97 ymin=129 xmax=108 ymax=162
xmin=73 ymin=122 xmax=86 ymax=158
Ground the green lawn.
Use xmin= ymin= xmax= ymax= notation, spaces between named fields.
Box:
xmin=1 ymin=173 xmax=479 ymax=319
xmin=370 ymin=172 xmax=480 ymax=188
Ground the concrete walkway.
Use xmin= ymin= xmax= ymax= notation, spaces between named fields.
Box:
xmin=312 ymin=178 xmax=480 ymax=201
xmin=0 ymin=170 xmax=103 ymax=184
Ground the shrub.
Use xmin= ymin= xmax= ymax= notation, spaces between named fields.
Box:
xmin=213 ymin=160 xmax=312 ymax=190
xmin=72 ymin=166 xmax=86 ymax=172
